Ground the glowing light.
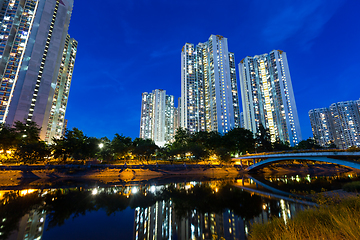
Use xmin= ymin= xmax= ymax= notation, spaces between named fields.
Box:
xmin=132 ymin=187 xmax=138 ymax=194
xmin=20 ymin=189 xmax=36 ymax=196
xmin=150 ymin=186 xmax=156 ymax=193
xmin=92 ymin=189 xmax=98 ymax=195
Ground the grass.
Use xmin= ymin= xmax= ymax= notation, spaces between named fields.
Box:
xmin=249 ymin=196 xmax=360 ymax=240
xmin=343 ymin=181 xmax=360 ymax=192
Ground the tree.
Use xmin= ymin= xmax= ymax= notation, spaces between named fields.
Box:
xmin=13 ymin=121 xmax=41 ymax=144
xmin=255 ymin=124 xmax=273 ymax=152
xmin=52 ymin=128 xmax=87 ymax=162
xmin=296 ymin=138 xmax=322 ymax=150
xmin=215 ymin=147 xmax=231 ymax=163
xmin=172 ymin=128 xmax=191 ymax=148
xmin=12 ymin=121 xmax=50 ymax=164
xmin=82 ymin=136 xmax=100 ymax=160
xmin=97 ymin=137 xmax=112 ymax=161
xmin=223 ymin=127 xmax=255 ymax=155
xmin=132 ymin=138 xmax=158 ymax=162
xmin=272 ymin=139 xmax=292 ymax=151
xmin=166 ymin=128 xmax=191 ymax=161
xmin=0 ymin=124 xmax=17 ymax=161
xmin=15 ymin=141 xmax=50 ymax=164
xmin=111 ymin=134 xmax=132 ymax=160
xmin=187 ymin=142 xmax=208 ymax=162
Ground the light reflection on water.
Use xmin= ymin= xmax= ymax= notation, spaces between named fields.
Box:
xmin=0 ymin=173 xmax=355 ymax=240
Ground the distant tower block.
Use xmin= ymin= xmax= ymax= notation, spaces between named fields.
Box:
xmin=140 ymin=89 xmax=175 ymax=146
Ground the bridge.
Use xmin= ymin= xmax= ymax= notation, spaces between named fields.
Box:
xmin=233 ymin=175 xmax=318 ymax=206
xmin=232 ymin=152 xmax=360 ymax=171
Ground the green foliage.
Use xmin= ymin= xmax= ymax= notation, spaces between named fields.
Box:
xmin=164 ymin=127 xmax=257 ymax=162
xmin=15 ymin=141 xmax=50 ymax=164
xmin=296 ymin=138 xmax=322 ymax=150
xmin=215 ymin=147 xmax=231 ymax=162
xmin=347 ymin=146 xmax=360 ymax=152
xmin=0 ymin=121 xmax=51 ymax=163
xmin=343 ymin=181 xmax=360 ymax=192
xmin=0 ymin=124 xmax=17 ymax=158
xmin=52 ymin=128 xmax=88 ymax=161
xmin=272 ymin=139 xmax=291 ymax=151
xmin=132 ymin=138 xmax=158 ymax=162
xmin=111 ymin=134 xmax=132 ymax=160
xmin=223 ymin=127 xmax=255 ymax=155
xmin=255 ymin=124 xmax=273 ymax=152
xmin=97 ymin=137 xmax=112 ymax=161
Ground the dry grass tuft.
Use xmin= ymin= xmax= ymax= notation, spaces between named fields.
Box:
xmin=249 ymin=196 xmax=360 ymax=240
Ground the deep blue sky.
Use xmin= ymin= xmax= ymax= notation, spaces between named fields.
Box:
xmin=66 ymin=0 xmax=360 ymax=141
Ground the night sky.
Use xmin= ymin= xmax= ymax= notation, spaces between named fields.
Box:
xmin=66 ymin=0 xmax=360 ymax=141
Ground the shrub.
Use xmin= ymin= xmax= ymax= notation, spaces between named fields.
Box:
xmin=343 ymin=181 xmax=360 ymax=192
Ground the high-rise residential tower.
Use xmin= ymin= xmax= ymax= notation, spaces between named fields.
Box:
xmin=330 ymin=100 xmax=360 ymax=149
xmin=139 ymin=89 xmax=175 ymax=147
xmin=239 ymin=50 xmax=301 ymax=146
xmin=181 ymin=35 xmax=240 ymax=135
xmin=309 ymin=108 xmax=334 ymax=147
xmin=309 ymin=100 xmax=360 ymax=149
xmin=0 ymin=0 xmax=76 ymax=142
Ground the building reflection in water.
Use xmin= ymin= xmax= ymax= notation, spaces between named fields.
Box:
xmin=0 ymin=175 xmax=330 ymax=240
xmin=7 ymin=209 xmax=46 ymax=240
xmin=133 ymin=181 xmax=310 ymax=240
xmin=133 ymin=200 xmax=307 ymax=240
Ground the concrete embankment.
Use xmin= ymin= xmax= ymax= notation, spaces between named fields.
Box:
xmin=0 ymin=164 xmax=243 ymax=188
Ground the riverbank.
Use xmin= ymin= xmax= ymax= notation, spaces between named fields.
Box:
xmin=0 ymin=164 xmax=242 ymax=188
xmin=0 ymin=163 xmax=358 ymax=189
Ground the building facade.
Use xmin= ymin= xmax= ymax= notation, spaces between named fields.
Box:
xmin=330 ymin=101 xmax=360 ymax=149
xmin=308 ymin=108 xmax=334 ymax=147
xmin=309 ymin=100 xmax=360 ymax=149
xmin=139 ymin=89 xmax=175 ymax=147
xmin=238 ymin=50 xmax=301 ymax=146
xmin=0 ymin=0 xmax=76 ymax=142
xmin=180 ymin=35 xmax=240 ymax=135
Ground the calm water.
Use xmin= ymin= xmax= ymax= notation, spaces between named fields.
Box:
xmin=1 ymin=172 xmax=358 ymax=240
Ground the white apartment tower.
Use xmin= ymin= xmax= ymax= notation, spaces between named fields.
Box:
xmin=330 ymin=100 xmax=360 ymax=149
xmin=239 ymin=50 xmax=301 ymax=146
xmin=139 ymin=89 xmax=175 ymax=147
xmin=45 ymin=35 xmax=77 ymax=142
xmin=0 ymin=0 xmax=76 ymax=142
xmin=181 ymin=35 xmax=240 ymax=135
xmin=309 ymin=100 xmax=360 ymax=149
xmin=309 ymin=108 xmax=334 ymax=147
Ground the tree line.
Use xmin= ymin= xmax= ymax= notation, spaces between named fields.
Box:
xmin=0 ymin=121 xmax=335 ymax=164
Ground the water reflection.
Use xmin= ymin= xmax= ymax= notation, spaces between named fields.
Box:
xmin=252 ymin=172 xmax=360 ymax=194
xmin=0 ymin=180 xmax=313 ymax=240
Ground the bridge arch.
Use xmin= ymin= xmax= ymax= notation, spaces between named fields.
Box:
xmin=245 ymin=156 xmax=360 ymax=172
